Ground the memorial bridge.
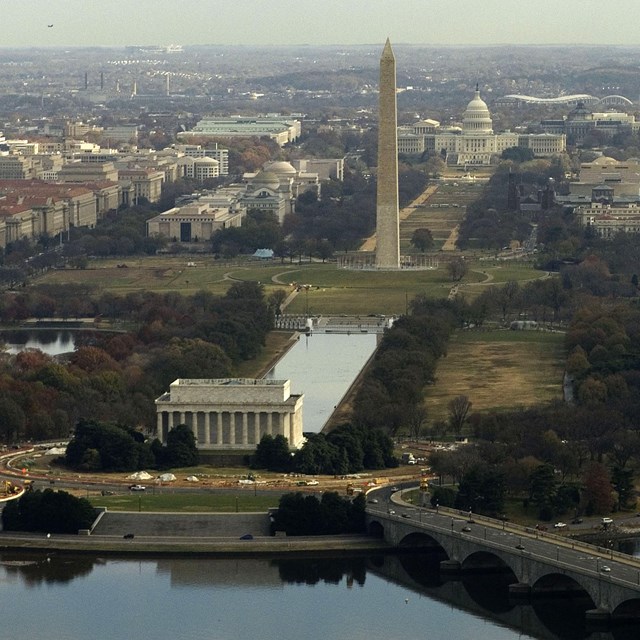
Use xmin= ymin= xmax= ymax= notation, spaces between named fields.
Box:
xmin=365 ymin=505 xmax=640 ymax=624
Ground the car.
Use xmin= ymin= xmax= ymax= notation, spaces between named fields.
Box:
xmin=388 ymin=510 xmax=395 ymax=515
xmin=401 ymin=513 xmax=411 ymax=519
xmin=600 ymin=565 xmax=611 ymax=572
xmin=390 ymin=486 xmax=399 ymax=492
xmin=368 ymin=498 xmax=378 ymax=504
xmin=239 ymin=533 xmax=254 ymax=540
xmin=601 ymin=517 xmax=613 ymax=525
xmin=571 ymin=517 xmax=583 ymax=524
xmin=554 ymin=522 xmax=567 ymax=528
xmin=123 ymin=533 xmax=135 ymax=539
xmin=129 ymin=484 xmax=146 ymax=491
xmin=462 ymin=526 xmax=471 ymax=532
xmin=515 ymin=543 xmax=525 ymax=550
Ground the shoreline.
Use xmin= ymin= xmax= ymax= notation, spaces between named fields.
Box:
xmin=0 ymin=533 xmax=391 ymax=557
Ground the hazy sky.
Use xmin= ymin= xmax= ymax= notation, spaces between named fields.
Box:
xmin=4 ymin=0 xmax=640 ymax=48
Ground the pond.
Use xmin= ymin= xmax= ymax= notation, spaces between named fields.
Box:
xmin=0 ymin=329 xmax=77 ymax=355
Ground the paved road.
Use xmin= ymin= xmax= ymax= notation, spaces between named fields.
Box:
xmin=367 ymin=487 xmax=640 ymax=592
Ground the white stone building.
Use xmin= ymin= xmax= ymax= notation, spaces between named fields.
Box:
xmin=398 ymin=88 xmax=566 ymax=165
xmin=146 ymin=202 xmax=244 ymax=242
xmin=155 ymin=378 xmax=304 ymax=451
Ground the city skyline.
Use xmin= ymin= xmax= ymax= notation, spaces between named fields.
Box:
xmin=4 ymin=0 xmax=640 ymax=48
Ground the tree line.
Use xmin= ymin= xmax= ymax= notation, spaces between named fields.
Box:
xmin=0 ymin=281 xmax=273 ymax=443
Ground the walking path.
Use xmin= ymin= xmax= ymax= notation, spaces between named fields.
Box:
xmin=359 ymin=184 xmax=440 ymax=252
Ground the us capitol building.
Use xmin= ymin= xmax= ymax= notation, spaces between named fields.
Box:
xmin=398 ymin=87 xmax=566 ymax=165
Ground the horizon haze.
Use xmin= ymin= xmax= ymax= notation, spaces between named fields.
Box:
xmin=3 ymin=0 xmax=640 ymax=48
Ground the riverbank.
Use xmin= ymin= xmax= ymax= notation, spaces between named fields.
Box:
xmin=0 ymin=532 xmax=390 ymax=556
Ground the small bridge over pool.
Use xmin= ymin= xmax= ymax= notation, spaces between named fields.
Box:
xmin=366 ymin=506 xmax=640 ymax=625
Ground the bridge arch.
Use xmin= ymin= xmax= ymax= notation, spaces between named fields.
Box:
xmin=398 ymin=530 xmax=447 ymax=551
xmin=461 ymin=550 xmax=518 ymax=576
xmin=612 ymin=598 xmax=640 ymax=623
xmin=532 ymin=572 xmax=594 ymax=603
xmin=368 ymin=520 xmax=384 ymax=539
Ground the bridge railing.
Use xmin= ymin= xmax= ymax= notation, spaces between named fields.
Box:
xmin=433 ymin=505 xmax=640 ymax=569
xmin=368 ymin=508 xmax=640 ymax=591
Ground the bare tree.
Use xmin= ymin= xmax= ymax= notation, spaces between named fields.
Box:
xmin=448 ymin=395 xmax=472 ymax=434
xmin=407 ymin=405 xmax=428 ymax=441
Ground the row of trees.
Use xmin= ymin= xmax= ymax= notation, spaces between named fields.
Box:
xmin=252 ymin=423 xmax=397 ymax=476
xmin=2 ymin=489 xmax=96 ymax=534
xmin=352 ymin=298 xmax=458 ymax=436
xmin=273 ymin=491 xmax=366 ymax=536
xmin=65 ymin=420 xmax=199 ymax=472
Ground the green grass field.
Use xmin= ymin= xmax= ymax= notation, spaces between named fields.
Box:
xmin=35 ymin=256 xmax=552 ymax=317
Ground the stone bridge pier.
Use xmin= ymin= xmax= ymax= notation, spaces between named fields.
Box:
xmin=366 ymin=510 xmax=640 ymax=625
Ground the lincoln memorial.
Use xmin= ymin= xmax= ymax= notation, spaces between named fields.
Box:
xmin=155 ymin=378 xmax=304 ymax=450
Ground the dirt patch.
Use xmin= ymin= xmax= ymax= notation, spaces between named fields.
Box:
xmin=425 ymin=333 xmax=565 ymax=422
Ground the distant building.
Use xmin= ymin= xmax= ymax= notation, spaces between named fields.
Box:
xmin=242 ymin=160 xmax=320 ymax=223
xmin=178 ymin=116 xmax=301 ymax=147
xmin=146 ymin=202 xmax=244 ymax=242
xmin=291 ymin=158 xmax=344 ymax=181
xmin=398 ymin=88 xmax=566 ymax=165
xmin=540 ymin=101 xmax=640 ymax=145
xmin=177 ymin=156 xmax=220 ymax=181
xmin=118 ymin=168 xmax=164 ymax=204
xmin=154 ymin=378 xmax=304 ymax=451
xmin=575 ymin=200 xmax=640 ymax=237
xmin=173 ymin=143 xmax=229 ymax=175
xmin=0 ymin=180 xmax=103 ymax=247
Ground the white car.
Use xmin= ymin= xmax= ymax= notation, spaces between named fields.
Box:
xmin=553 ymin=522 xmax=567 ymax=528
xmin=129 ymin=484 xmax=146 ymax=491
xmin=601 ymin=517 xmax=613 ymax=525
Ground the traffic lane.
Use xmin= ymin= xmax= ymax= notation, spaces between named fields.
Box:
xmin=368 ymin=507 xmax=640 ymax=586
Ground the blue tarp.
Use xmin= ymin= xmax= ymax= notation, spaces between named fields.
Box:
xmin=252 ymin=248 xmax=274 ymax=259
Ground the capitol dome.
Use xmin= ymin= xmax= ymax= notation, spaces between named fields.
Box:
xmin=462 ymin=86 xmax=493 ymax=134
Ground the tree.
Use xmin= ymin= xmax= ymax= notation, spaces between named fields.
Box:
xmin=529 ymin=464 xmax=558 ymax=520
xmin=410 ymin=228 xmax=434 ymax=253
xmin=582 ymin=462 xmax=615 ymax=515
xmin=253 ymin=434 xmax=291 ymax=472
xmin=448 ymin=395 xmax=472 ymax=434
xmin=2 ymin=489 xmax=95 ymax=534
xmin=611 ymin=465 xmax=635 ymax=510
xmin=501 ymin=147 xmax=535 ymax=162
xmin=163 ymin=424 xmax=199 ymax=468
xmin=447 ymin=257 xmax=468 ymax=282
xmin=0 ymin=397 xmax=26 ymax=443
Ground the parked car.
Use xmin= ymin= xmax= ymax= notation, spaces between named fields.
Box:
xmin=601 ymin=517 xmax=613 ymax=525
xmin=554 ymin=522 xmax=567 ymax=529
xmin=129 ymin=484 xmax=146 ymax=491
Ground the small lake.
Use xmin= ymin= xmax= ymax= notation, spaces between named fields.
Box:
xmin=265 ymin=332 xmax=378 ymax=432
xmin=0 ymin=329 xmax=77 ymax=355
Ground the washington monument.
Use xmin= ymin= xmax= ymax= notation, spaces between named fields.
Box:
xmin=375 ymin=38 xmax=400 ymax=269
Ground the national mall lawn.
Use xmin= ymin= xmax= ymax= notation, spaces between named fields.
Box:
xmin=32 ymin=254 xmax=565 ymax=515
